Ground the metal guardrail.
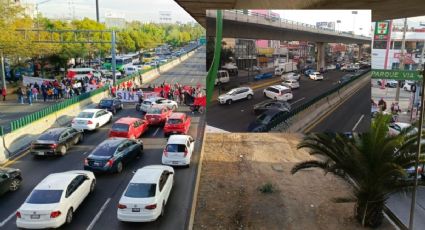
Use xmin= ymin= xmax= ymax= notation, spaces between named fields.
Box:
xmin=0 ymin=44 xmax=202 ymax=136
xmin=257 ymin=69 xmax=371 ymax=132
xmin=215 ymin=10 xmax=370 ymax=40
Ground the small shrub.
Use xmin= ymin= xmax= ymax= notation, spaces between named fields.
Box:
xmin=259 ymin=182 xmax=274 ymax=194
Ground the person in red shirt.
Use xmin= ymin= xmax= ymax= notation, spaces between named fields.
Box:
xmin=111 ymin=86 xmax=117 ymax=97
xmin=1 ymin=87 xmax=6 ymax=101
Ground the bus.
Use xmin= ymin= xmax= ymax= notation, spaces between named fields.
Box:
xmin=124 ymin=53 xmax=142 ymax=65
xmin=142 ymin=52 xmax=155 ymax=63
xmin=103 ymin=56 xmax=133 ymax=71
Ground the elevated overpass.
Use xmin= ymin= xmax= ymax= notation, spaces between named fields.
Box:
xmin=175 ymin=0 xmax=425 ymax=27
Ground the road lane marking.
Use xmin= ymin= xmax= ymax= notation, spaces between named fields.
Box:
xmin=352 ymin=114 xmax=365 ymax=132
xmin=86 ymin=198 xmax=111 ymax=230
xmin=153 ymin=127 xmax=160 ymax=136
xmin=290 ymin=97 xmax=305 ymax=106
xmin=0 ymin=211 xmax=17 ymax=227
xmin=82 ymin=151 xmax=88 ymax=155
xmin=0 ymin=149 xmax=30 ymax=168
xmin=190 ymin=78 xmax=194 ymax=82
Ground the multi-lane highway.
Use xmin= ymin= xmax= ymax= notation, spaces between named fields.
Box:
xmin=0 ymin=47 xmax=206 ymax=230
xmin=207 ymin=70 xmax=367 ymax=132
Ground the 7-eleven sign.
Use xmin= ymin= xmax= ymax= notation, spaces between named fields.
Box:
xmin=375 ymin=21 xmax=389 ymax=35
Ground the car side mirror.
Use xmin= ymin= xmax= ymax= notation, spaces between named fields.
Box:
xmin=168 ymin=171 xmax=174 ymax=175
xmin=84 ymin=175 xmax=90 ymax=180
xmin=1 ymin=174 xmax=9 ymax=179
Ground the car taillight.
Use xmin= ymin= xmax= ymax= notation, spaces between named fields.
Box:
xmin=87 ymin=120 xmax=93 ymax=125
xmin=50 ymin=144 xmax=58 ymax=149
xmin=16 ymin=211 xmax=21 ymax=218
xmin=50 ymin=211 xmax=61 ymax=218
xmin=105 ymin=159 xmax=114 ymax=167
xmin=145 ymin=204 xmax=157 ymax=210
xmin=163 ymin=148 xmax=168 ymax=157
xmin=84 ymin=158 xmax=88 ymax=165
xmin=184 ymin=149 xmax=188 ymax=157
xmin=118 ymin=204 xmax=127 ymax=209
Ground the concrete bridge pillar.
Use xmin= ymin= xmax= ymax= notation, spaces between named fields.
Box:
xmin=357 ymin=44 xmax=363 ymax=60
xmin=316 ymin=42 xmax=325 ymax=70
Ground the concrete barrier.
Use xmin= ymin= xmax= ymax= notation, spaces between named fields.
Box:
xmin=0 ymin=47 xmax=200 ymax=164
xmin=272 ymin=72 xmax=371 ymax=133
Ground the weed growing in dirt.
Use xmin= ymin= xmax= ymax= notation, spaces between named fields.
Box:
xmin=259 ymin=182 xmax=274 ymax=194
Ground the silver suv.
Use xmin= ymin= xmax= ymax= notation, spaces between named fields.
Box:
xmin=218 ymin=87 xmax=254 ymax=105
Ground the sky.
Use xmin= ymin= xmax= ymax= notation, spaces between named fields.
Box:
xmin=23 ymin=0 xmax=196 ymax=23
xmin=273 ymin=10 xmax=371 ymax=37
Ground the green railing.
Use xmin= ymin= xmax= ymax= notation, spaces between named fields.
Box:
xmin=0 ymin=45 xmax=201 ymax=136
xmin=261 ymin=69 xmax=371 ymax=132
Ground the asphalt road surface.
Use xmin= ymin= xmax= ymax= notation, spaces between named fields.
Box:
xmin=146 ymin=46 xmax=206 ymax=88
xmin=308 ymin=81 xmax=371 ymax=133
xmin=0 ymin=103 xmax=205 ymax=230
xmin=207 ymin=70 xmax=362 ymax=132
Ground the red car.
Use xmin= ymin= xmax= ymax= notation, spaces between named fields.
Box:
xmin=109 ymin=117 xmax=149 ymax=139
xmin=144 ymin=105 xmax=173 ymax=126
xmin=163 ymin=112 xmax=192 ymax=137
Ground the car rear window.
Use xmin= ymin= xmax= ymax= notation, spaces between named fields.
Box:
xmin=77 ymin=112 xmax=94 ymax=118
xmin=147 ymin=107 xmax=162 ymax=114
xmin=38 ymin=131 xmax=61 ymax=141
xmin=167 ymin=119 xmax=182 ymax=124
xmin=166 ymin=144 xmax=186 ymax=152
xmin=26 ymin=190 xmax=63 ymax=204
xmin=90 ymin=141 xmax=118 ymax=156
xmin=124 ymin=183 xmax=156 ymax=198
xmin=100 ymin=100 xmax=113 ymax=106
xmin=111 ymin=123 xmax=129 ymax=132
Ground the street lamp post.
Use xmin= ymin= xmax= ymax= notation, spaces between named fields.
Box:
xmin=396 ymin=18 xmax=408 ymax=103
xmin=95 ymin=0 xmax=100 ymax=23
xmin=352 ymin=11 xmax=358 ymax=34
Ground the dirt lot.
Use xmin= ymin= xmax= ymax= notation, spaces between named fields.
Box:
xmin=193 ymin=133 xmax=395 ymax=230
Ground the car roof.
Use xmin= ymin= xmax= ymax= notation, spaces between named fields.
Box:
xmin=231 ymin=87 xmax=251 ymax=91
xmin=145 ymin=97 xmax=164 ymax=102
xmin=151 ymin=104 xmax=166 ymax=109
xmin=167 ymin=134 xmax=190 ymax=144
xmin=169 ymin=112 xmax=186 ymax=119
xmin=115 ymin=117 xmax=141 ymax=125
xmin=102 ymin=137 xmax=127 ymax=147
xmin=131 ymin=165 xmax=173 ymax=184
xmin=394 ymin=122 xmax=411 ymax=129
xmin=35 ymin=171 xmax=84 ymax=190
xmin=270 ymin=85 xmax=290 ymax=90
xmin=82 ymin=109 xmax=104 ymax=113
xmin=262 ymin=108 xmax=285 ymax=116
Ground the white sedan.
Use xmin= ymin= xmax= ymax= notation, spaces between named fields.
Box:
xmin=281 ymin=79 xmax=300 ymax=89
xmin=71 ymin=109 xmax=113 ymax=131
xmin=16 ymin=171 xmax=95 ymax=229
xmin=117 ymin=165 xmax=174 ymax=222
xmin=309 ymin=72 xmax=324 ymax=81
xmin=139 ymin=97 xmax=178 ymax=112
xmin=388 ymin=122 xmax=417 ymax=136
xmin=162 ymin=135 xmax=195 ymax=166
xmin=281 ymin=72 xmax=300 ymax=81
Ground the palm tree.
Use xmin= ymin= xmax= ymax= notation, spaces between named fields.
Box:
xmin=291 ymin=114 xmax=425 ymax=227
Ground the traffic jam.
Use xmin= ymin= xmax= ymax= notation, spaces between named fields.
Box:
xmin=1 ymin=79 xmax=205 ymax=229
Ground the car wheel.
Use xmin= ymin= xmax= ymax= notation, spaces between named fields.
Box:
xmin=65 ymin=208 xmax=73 ymax=224
xmin=112 ymin=108 xmax=117 ymax=114
xmin=247 ymin=94 xmax=253 ymax=100
xmin=9 ymin=178 xmax=21 ymax=191
xmin=73 ymin=136 xmax=80 ymax=145
xmin=59 ymin=145 xmax=67 ymax=156
xmin=120 ymin=104 xmax=124 ymax=110
xmin=108 ymin=116 xmax=112 ymax=123
xmin=274 ymin=97 xmax=277 ymax=100
xmin=116 ymin=162 xmax=123 ymax=173
xmin=226 ymin=100 xmax=232 ymax=105
xmin=263 ymin=92 xmax=267 ymax=97
xmin=79 ymin=134 xmax=84 ymax=143
xmin=90 ymin=180 xmax=96 ymax=193
xmin=160 ymin=203 xmax=165 ymax=217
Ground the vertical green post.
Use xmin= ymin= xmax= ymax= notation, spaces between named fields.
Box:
xmin=206 ymin=10 xmax=223 ymax=106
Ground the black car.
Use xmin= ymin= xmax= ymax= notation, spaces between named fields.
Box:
xmin=338 ymin=74 xmax=354 ymax=84
xmin=98 ymin=98 xmax=123 ymax=114
xmin=84 ymin=138 xmax=143 ymax=173
xmin=30 ymin=127 xmax=84 ymax=156
xmin=0 ymin=167 xmax=22 ymax=196
xmin=253 ymin=100 xmax=291 ymax=116
xmin=248 ymin=109 xmax=289 ymax=132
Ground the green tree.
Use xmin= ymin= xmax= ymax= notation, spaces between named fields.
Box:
xmin=291 ymin=114 xmax=425 ymax=227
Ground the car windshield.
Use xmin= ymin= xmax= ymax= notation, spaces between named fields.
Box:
xmin=142 ymin=101 xmax=152 ymax=105
xmin=111 ymin=123 xmax=129 ymax=132
xmin=167 ymin=119 xmax=182 ymax=124
xmin=100 ymin=100 xmax=113 ymax=106
xmin=166 ymin=144 xmax=186 ymax=152
xmin=124 ymin=183 xmax=156 ymax=198
xmin=26 ymin=190 xmax=62 ymax=204
xmin=257 ymin=114 xmax=272 ymax=124
xmin=226 ymin=89 xmax=237 ymax=95
xmin=77 ymin=112 xmax=94 ymax=118
xmin=90 ymin=141 xmax=119 ymax=157
xmin=147 ymin=108 xmax=162 ymax=114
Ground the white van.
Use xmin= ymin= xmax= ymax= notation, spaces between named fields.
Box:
xmin=215 ymin=70 xmax=230 ymax=85
xmin=124 ymin=66 xmax=138 ymax=75
xmin=274 ymin=62 xmax=297 ymax=75
xmin=67 ymin=68 xmax=102 ymax=80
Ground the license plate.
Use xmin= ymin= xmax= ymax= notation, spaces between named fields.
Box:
xmin=132 ymin=208 xmax=140 ymax=212
xmin=36 ymin=152 xmax=44 ymax=155
xmin=30 ymin=214 xmax=40 ymax=219
xmin=172 ymin=161 xmax=179 ymax=165
xmin=78 ymin=121 xmax=85 ymax=124
xmin=150 ymin=118 xmax=156 ymax=120
xmin=94 ymin=162 xmax=100 ymax=166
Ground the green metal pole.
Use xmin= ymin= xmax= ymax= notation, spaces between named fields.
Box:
xmin=206 ymin=10 xmax=223 ymax=106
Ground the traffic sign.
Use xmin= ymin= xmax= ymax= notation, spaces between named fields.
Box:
xmin=372 ymin=69 xmax=422 ymax=80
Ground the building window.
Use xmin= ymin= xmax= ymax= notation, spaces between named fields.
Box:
xmin=373 ymin=41 xmax=387 ymax=49
xmin=392 ymin=41 xmax=402 ymax=49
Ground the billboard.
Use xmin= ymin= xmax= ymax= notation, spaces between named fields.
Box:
xmin=316 ymin=22 xmax=335 ymax=30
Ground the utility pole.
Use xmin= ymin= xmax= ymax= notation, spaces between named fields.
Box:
xmin=1 ymin=51 xmax=6 ymax=90
xmin=396 ymin=18 xmax=408 ymax=102
xmin=111 ymin=30 xmax=117 ymax=86
xmin=95 ymin=0 xmax=99 ymax=23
